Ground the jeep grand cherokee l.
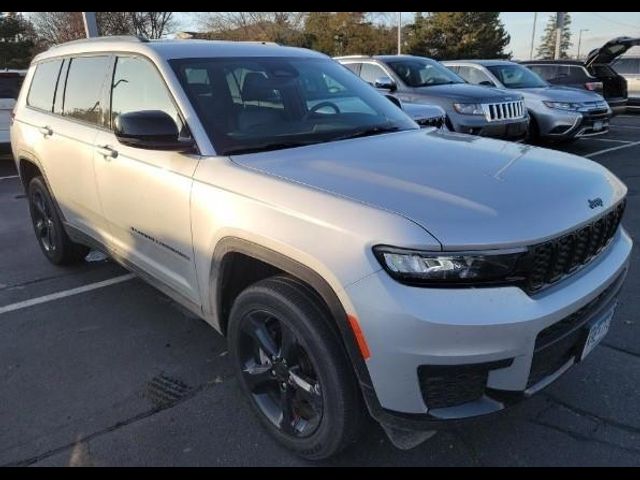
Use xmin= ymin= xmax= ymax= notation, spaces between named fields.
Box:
xmin=11 ymin=37 xmax=631 ymax=459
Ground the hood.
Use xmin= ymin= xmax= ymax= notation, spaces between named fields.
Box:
xmin=412 ymin=82 xmax=520 ymax=103
xmin=585 ymin=36 xmax=640 ymax=67
xmin=402 ymin=102 xmax=446 ymax=122
xmin=519 ymin=85 xmax=605 ymax=102
xmin=231 ymin=129 xmax=626 ymax=250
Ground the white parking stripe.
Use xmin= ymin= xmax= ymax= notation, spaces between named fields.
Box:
xmin=581 ymin=138 xmax=631 ymax=144
xmin=0 ymin=274 xmax=136 ymax=315
xmin=0 ymin=175 xmax=19 ymax=180
xmin=585 ymin=140 xmax=640 ymax=158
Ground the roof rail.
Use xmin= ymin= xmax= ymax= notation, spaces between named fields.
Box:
xmin=333 ymin=54 xmax=370 ymax=59
xmin=49 ymin=35 xmax=149 ymax=49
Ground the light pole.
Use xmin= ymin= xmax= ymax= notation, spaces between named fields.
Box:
xmin=529 ymin=12 xmax=538 ymax=60
xmin=577 ymin=28 xmax=589 ymax=60
xmin=554 ymin=12 xmax=565 ymax=60
xmin=81 ymin=12 xmax=98 ymax=38
xmin=397 ymin=12 xmax=402 ymax=55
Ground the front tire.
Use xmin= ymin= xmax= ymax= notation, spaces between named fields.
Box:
xmin=228 ymin=275 xmax=364 ymax=460
xmin=27 ymin=176 xmax=89 ymax=265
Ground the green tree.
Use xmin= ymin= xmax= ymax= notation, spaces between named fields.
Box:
xmin=303 ymin=12 xmax=394 ymax=56
xmin=0 ymin=12 xmax=38 ymax=68
xmin=406 ymin=12 xmax=511 ymax=60
xmin=536 ymin=13 xmax=572 ymax=59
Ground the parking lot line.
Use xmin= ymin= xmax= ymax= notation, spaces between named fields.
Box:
xmin=585 ymin=141 xmax=640 ymax=158
xmin=0 ymin=273 xmax=135 ymax=315
xmin=0 ymin=175 xmax=19 ymax=181
xmin=582 ymin=138 xmax=632 ymax=144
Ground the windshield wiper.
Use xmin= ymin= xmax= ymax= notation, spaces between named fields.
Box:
xmin=332 ymin=125 xmax=401 ymax=142
xmin=226 ymin=141 xmax=315 ymax=155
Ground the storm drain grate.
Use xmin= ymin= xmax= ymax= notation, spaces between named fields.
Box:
xmin=144 ymin=373 xmax=193 ymax=408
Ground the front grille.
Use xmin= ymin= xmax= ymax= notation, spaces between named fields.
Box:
xmin=418 ymin=359 xmax=513 ymax=409
xmin=517 ymin=199 xmax=626 ymax=294
xmin=483 ymin=100 xmax=525 ymax=122
xmin=527 ymin=272 xmax=623 ymax=387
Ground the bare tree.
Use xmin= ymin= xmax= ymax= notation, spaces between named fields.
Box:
xmin=131 ymin=12 xmax=175 ymax=39
xmin=200 ymin=12 xmax=307 ymax=43
xmin=30 ymin=12 xmax=86 ymax=45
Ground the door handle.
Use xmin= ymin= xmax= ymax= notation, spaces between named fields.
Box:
xmin=38 ymin=126 xmax=53 ymax=137
xmin=96 ymin=145 xmax=118 ymax=160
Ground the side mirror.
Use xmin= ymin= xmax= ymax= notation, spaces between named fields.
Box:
xmin=479 ymin=80 xmax=496 ymax=87
xmin=384 ymin=94 xmax=403 ymax=109
xmin=374 ymin=76 xmax=397 ymax=92
xmin=114 ymin=110 xmax=195 ymax=152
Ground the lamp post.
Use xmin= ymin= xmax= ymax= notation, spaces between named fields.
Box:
xmin=397 ymin=12 xmax=402 ymax=55
xmin=577 ymin=28 xmax=589 ymax=60
xmin=81 ymin=12 xmax=98 ymax=38
xmin=529 ymin=12 xmax=538 ymax=60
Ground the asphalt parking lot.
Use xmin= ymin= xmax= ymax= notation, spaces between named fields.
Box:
xmin=1 ymin=115 xmax=639 ymax=467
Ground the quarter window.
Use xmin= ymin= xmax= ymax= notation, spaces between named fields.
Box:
xmin=27 ymin=59 xmax=63 ymax=111
xmin=360 ymin=63 xmax=388 ymax=84
xmin=111 ymin=56 xmax=183 ymax=131
xmin=63 ymin=56 xmax=110 ymax=125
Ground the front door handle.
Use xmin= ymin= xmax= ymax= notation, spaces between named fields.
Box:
xmin=96 ymin=145 xmax=118 ymax=160
xmin=38 ymin=126 xmax=53 ymax=137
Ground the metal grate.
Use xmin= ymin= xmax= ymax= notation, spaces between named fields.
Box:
xmin=519 ymin=199 xmax=626 ymax=294
xmin=483 ymin=100 xmax=525 ymax=122
xmin=144 ymin=373 xmax=192 ymax=408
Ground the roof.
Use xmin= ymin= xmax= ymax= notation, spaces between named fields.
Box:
xmin=520 ymin=60 xmax=584 ymax=65
xmin=33 ymin=36 xmax=326 ymax=64
xmin=441 ymin=59 xmax=517 ymax=67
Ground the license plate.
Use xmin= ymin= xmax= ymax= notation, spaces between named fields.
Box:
xmin=581 ymin=306 xmax=615 ymax=360
xmin=593 ymin=121 xmax=604 ymax=131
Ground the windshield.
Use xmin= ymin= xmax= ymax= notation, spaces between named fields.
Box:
xmin=486 ymin=64 xmax=548 ymax=89
xmin=170 ymin=57 xmax=418 ymax=155
xmin=385 ymin=57 xmax=465 ymax=87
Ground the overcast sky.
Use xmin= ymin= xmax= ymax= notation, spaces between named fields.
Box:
xmin=172 ymin=11 xmax=640 ymax=60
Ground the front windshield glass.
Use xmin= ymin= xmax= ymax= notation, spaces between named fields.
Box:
xmin=486 ymin=64 xmax=548 ymax=89
xmin=385 ymin=57 xmax=465 ymax=87
xmin=169 ymin=56 xmax=418 ymax=155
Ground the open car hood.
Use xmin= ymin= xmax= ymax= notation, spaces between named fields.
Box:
xmin=585 ymin=36 xmax=640 ymax=67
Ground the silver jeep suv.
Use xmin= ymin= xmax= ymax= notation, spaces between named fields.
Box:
xmin=10 ymin=37 xmax=632 ymax=459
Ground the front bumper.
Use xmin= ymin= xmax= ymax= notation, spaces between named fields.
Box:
xmin=537 ymin=107 xmax=612 ymax=140
xmin=451 ymin=115 xmax=529 ymax=140
xmin=345 ymin=227 xmax=632 ymax=429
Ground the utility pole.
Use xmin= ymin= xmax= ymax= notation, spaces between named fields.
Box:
xmin=554 ymin=12 xmax=565 ymax=60
xmin=577 ymin=28 xmax=589 ymax=60
xmin=529 ymin=12 xmax=538 ymax=60
xmin=82 ymin=12 xmax=98 ymax=38
xmin=397 ymin=12 xmax=402 ymax=55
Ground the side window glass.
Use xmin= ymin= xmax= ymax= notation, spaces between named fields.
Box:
xmin=27 ymin=59 xmax=63 ymax=111
xmin=468 ymin=68 xmax=492 ymax=85
xmin=342 ymin=63 xmax=361 ymax=75
xmin=111 ymin=56 xmax=184 ymax=132
xmin=360 ymin=63 xmax=387 ymax=84
xmin=63 ymin=56 xmax=110 ymax=125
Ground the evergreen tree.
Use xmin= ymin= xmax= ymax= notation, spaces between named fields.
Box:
xmin=536 ymin=13 xmax=572 ymax=59
xmin=406 ymin=12 xmax=511 ymax=60
xmin=0 ymin=12 xmax=38 ymax=69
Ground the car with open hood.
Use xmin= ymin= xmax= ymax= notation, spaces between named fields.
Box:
xmin=336 ymin=54 xmax=529 ymax=140
xmin=522 ymin=36 xmax=640 ymax=114
xmin=443 ymin=59 xmax=612 ymax=142
xmin=10 ymin=37 xmax=632 ymax=459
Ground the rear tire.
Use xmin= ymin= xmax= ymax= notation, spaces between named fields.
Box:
xmin=228 ymin=274 xmax=364 ymax=460
xmin=27 ymin=176 xmax=89 ymax=265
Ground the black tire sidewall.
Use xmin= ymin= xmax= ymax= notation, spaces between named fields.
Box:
xmin=27 ymin=177 xmax=66 ymax=264
xmin=228 ymin=277 xmax=360 ymax=459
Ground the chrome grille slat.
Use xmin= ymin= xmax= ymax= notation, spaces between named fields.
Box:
xmin=483 ymin=100 xmax=526 ymax=122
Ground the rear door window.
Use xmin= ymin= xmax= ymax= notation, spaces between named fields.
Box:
xmin=457 ymin=66 xmax=494 ymax=85
xmin=360 ymin=63 xmax=388 ymax=84
xmin=27 ymin=60 xmax=63 ymax=111
xmin=63 ymin=56 xmax=111 ymax=125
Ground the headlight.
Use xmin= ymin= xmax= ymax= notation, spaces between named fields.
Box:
xmin=543 ymin=101 xmax=581 ymax=111
xmin=373 ymin=246 xmax=524 ymax=285
xmin=453 ymin=103 xmax=485 ymax=115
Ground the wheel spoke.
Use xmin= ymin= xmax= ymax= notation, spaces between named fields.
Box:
xmin=279 ymin=387 xmax=296 ymax=435
xmin=279 ymin=324 xmax=298 ymax=362
xmin=34 ymin=195 xmax=46 ymax=218
xmin=242 ymin=362 xmax=275 ymax=391
xmin=244 ymin=313 xmax=279 ymax=358
xmin=35 ymin=219 xmax=46 ymax=237
xmin=289 ymin=368 xmax=321 ymax=406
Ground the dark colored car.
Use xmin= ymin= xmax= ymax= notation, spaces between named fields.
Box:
xmin=522 ymin=36 xmax=640 ymax=115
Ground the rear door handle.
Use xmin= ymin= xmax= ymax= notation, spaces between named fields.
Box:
xmin=38 ymin=126 xmax=52 ymax=137
xmin=96 ymin=145 xmax=118 ymax=160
